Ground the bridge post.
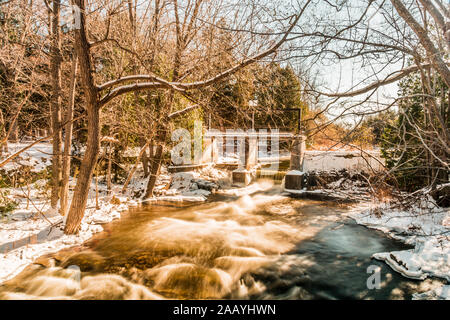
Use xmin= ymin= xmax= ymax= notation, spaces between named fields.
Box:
xmin=247 ymin=130 xmax=258 ymax=168
xmin=284 ymin=134 xmax=306 ymax=191
xmin=211 ymin=136 xmax=219 ymax=163
xmin=202 ymin=130 xmax=219 ymax=164
xmin=232 ymin=130 xmax=258 ymax=186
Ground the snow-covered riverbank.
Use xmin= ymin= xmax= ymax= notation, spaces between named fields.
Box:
xmin=349 ymin=194 xmax=450 ymax=300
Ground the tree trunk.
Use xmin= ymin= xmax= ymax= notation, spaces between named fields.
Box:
xmin=142 ymin=147 xmax=149 ymax=177
xmin=50 ymin=0 xmax=63 ymax=209
xmin=95 ymin=161 xmax=100 ymax=210
xmin=64 ymin=105 xmax=100 ymax=234
xmin=144 ymin=141 xmax=154 ymax=179
xmin=0 ymin=110 xmax=7 ymax=154
xmin=149 ymin=141 xmax=154 ymax=159
xmin=9 ymin=120 xmax=18 ymax=143
xmin=107 ymin=142 xmax=112 ymax=194
xmin=60 ymin=54 xmax=78 ymax=216
xmin=142 ymin=98 xmax=174 ymax=199
xmin=64 ymin=0 xmax=100 ymax=234
xmin=391 ymin=0 xmax=450 ymax=87
xmin=143 ymin=141 xmax=164 ymax=199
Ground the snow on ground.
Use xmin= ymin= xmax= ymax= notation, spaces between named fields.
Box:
xmin=303 ymin=150 xmax=384 ymax=172
xmin=149 ymin=165 xmax=230 ymax=202
xmin=412 ymin=285 xmax=450 ymax=300
xmin=349 ymin=199 xmax=450 ymax=300
xmin=0 ymin=177 xmax=133 ymax=284
xmin=1 ymin=142 xmax=52 ymax=173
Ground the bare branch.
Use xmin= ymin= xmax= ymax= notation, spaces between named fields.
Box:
xmin=317 ymin=63 xmax=435 ymax=98
xmin=391 ymin=0 xmax=450 ymax=87
xmin=168 ymin=104 xmax=200 ymax=120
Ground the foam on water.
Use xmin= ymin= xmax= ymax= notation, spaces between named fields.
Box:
xmin=1 ymin=189 xmax=302 ymax=299
xmin=0 ymin=266 xmax=163 ymax=300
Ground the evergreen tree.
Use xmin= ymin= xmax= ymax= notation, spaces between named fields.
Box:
xmin=255 ymin=63 xmax=308 ymax=132
xmin=381 ymin=71 xmax=449 ymax=191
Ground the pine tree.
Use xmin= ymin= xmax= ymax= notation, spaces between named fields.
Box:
xmin=381 ymin=71 xmax=449 ymax=191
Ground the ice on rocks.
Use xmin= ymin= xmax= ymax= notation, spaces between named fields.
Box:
xmin=373 ymin=238 xmax=450 ymax=281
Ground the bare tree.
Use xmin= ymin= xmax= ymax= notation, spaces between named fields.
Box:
xmin=292 ymin=0 xmax=448 ymax=195
xmin=0 ymin=0 xmax=53 ymax=161
xmin=63 ymin=0 xmax=310 ymax=234
xmin=49 ymin=0 xmax=63 ymax=210
xmin=60 ymin=49 xmax=78 ymax=216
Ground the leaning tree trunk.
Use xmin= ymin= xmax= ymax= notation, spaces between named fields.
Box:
xmin=0 ymin=110 xmax=7 ymax=154
xmin=50 ymin=0 xmax=63 ymax=209
xmin=143 ymin=141 xmax=164 ymax=199
xmin=9 ymin=120 xmax=18 ymax=143
xmin=107 ymin=141 xmax=112 ymax=194
xmin=64 ymin=105 xmax=100 ymax=234
xmin=142 ymin=23 xmax=182 ymax=199
xmin=391 ymin=0 xmax=450 ymax=88
xmin=64 ymin=0 xmax=100 ymax=234
xmin=142 ymin=147 xmax=149 ymax=177
xmin=149 ymin=141 xmax=154 ymax=158
xmin=60 ymin=53 xmax=78 ymax=216
xmin=142 ymin=98 xmax=174 ymax=199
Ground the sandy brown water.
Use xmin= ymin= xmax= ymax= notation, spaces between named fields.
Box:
xmin=0 ymin=182 xmax=437 ymax=300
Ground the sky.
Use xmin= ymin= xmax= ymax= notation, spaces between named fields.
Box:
xmin=292 ymin=0 xmax=406 ymax=120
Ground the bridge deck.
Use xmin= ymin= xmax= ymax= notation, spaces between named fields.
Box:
xmin=204 ymin=131 xmax=294 ymax=139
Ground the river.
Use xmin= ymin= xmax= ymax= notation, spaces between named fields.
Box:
xmin=0 ymin=181 xmax=429 ymax=300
